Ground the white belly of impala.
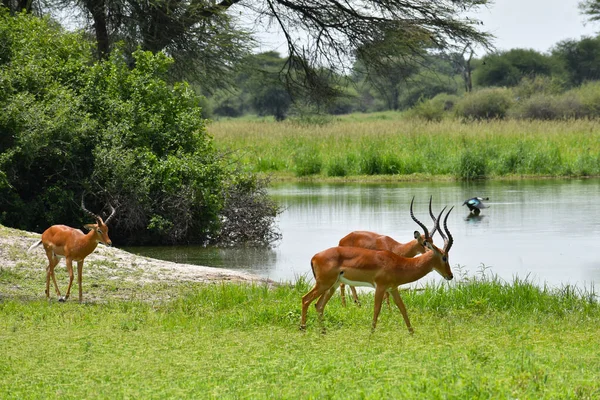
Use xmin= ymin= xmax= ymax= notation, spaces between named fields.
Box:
xmin=339 ymin=276 xmax=375 ymax=289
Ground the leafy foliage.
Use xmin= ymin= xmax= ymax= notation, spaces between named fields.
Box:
xmin=455 ymin=88 xmax=514 ymax=120
xmin=0 ymin=10 xmax=281 ymax=246
xmin=474 ymin=49 xmax=554 ymax=88
xmin=552 ymin=36 xmax=600 ymax=86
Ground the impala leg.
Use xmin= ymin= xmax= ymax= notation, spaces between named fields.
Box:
xmin=315 ymin=284 xmax=339 ymax=333
xmin=63 ymin=258 xmax=74 ymax=302
xmin=301 ymin=284 xmax=331 ymax=330
xmin=340 ymin=283 xmax=347 ymax=307
xmin=384 ymin=292 xmax=391 ymax=309
xmin=77 ymin=261 xmax=84 ymax=303
xmin=350 ymin=286 xmax=361 ymax=306
xmin=45 ymin=256 xmax=56 ymax=299
xmin=315 ymin=284 xmax=338 ymax=316
xmin=45 ymin=257 xmax=52 ymax=299
xmin=390 ymin=288 xmax=414 ymax=334
xmin=371 ymin=285 xmax=387 ymax=332
xmin=47 ymin=254 xmax=61 ymax=300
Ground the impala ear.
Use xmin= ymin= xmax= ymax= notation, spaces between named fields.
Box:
xmin=413 ymin=231 xmax=421 ymax=240
xmin=83 ymin=224 xmax=96 ymax=231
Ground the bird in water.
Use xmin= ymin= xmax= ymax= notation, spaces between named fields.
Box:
xmin=463 ymin=197 xmax=489 ymax=216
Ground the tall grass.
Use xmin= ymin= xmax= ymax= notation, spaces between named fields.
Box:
xmin=1 ymin=271 xmax=599 ymax=399
xmin=210 ymin=118 xmax=600 ymax=179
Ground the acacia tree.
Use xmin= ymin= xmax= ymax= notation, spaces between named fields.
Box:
xmin=580 ymin=0 xmax=600 ymax=22
xmin=36 ymin=0 xmax=491 ymax=97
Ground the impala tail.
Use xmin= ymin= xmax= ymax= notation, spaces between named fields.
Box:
xmin=28 ymin=240 xmax=42 ymax=252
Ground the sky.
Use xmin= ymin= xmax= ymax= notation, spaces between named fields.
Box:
xmin=475 ymin=0 xmax=598 ymax=53
xmin=250 ymin=0 xmax=600 ymax=56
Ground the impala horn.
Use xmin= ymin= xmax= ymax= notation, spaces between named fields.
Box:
xmin=428 ymin=195 xmax=439 ymax=239
xmin=81 ymin=194 xmax=101 ymax=223
xmin=81 ymin=194 xmax=116 ymax=224
xmin=410 ymin=197 xmax=429 ymax=241
xmin=443 ymin=207 xmax=454 ymax=253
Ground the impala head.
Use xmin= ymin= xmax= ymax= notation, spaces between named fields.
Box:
xmin=81 ymin=195 xmax=116 ymax=247
xmin=411 ymin=197 xmax=454 ymax=281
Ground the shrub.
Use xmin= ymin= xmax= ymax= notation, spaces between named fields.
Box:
xmin=509 ymin=94 xmax=562 ymax=120
xmin=455 ymin=88 xmax=514 ymax=120
xmin=567 ymin=81 xmax=600 ymax=117
xmin=0 ymin=11 xmax=281 ymax=246
xmin=407 ymin=93 xmax=459 ymax=121
xmin=511 ymin=75 xmax=566 ymax=100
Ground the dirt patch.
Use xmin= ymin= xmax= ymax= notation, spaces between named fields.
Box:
xmin=0 ymin=224 xmax=276 ymax=286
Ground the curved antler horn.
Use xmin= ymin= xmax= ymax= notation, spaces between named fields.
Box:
xmin=104 ymin=204 xmax=116 ymax=224
xmin=435 ymin=206 xmax=448 ymax=243
xmin=410 ymin=196 xmax=429 ymax=240
xmin=428 ymin=196 xmax=438 ymax=238
xmin=81 ymin=194 xmax=100 ymax=221
xmin=443 ymin=206 xmax=455 ymax=253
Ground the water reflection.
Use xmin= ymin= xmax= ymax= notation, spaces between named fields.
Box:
xmin=465 ymin=214 xmax=485 ymax=222
xmin=127 ymin=178 xmax=600 ymax=289
xmin=124 ymin=245 xmax=279 ymax=277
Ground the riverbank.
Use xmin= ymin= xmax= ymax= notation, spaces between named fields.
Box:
xmin=0 ymin=224 xmax=274 ymax=302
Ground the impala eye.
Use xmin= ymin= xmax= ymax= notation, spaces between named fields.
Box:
xmin=442 ymin=256 xmax=447 ymax=262
xmin=97 ymin=229 xmax=103 ymax=234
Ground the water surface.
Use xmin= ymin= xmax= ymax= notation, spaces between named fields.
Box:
xmin=127 ymin=179 xmax=600 ymax=289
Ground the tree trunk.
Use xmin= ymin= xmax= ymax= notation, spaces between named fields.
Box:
xmin=82 ymin=0 xmax=110 ymax=59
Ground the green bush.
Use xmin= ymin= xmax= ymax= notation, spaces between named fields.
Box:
xmin=455 ymin=88 xmax=514 ymax=120
xmin=566 ymin=81 xmax=600 ymax=117
xmin=407 ymin=93 xmax=459 ymax=121
xmin=509 ymin=94 xmax=562 ymax=120
xmin=0 ymin=11 xmax=280 ymax=246
xmin=511 ymin=75 xmax=566 ymax=100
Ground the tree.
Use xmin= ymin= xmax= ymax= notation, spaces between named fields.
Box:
xmin=552 ymin=36 xmax=600 ymax=86
xmin=580 ymin=0 xmax=600 ymax=22
xmin=37 ymin=0 xmax=491 ymax=99
xmin=243 ymin=52 xmax=292 ymax=120
xmin=445 ymin=43 xmax=475 ymax=92
xmin=474 ymin=49 xmax=553 ymax=87
xmin=353 ymin=27 xmax=428 ymax=110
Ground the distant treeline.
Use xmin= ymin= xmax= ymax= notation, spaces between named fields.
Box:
xmin=207 ymin=38 xmax=600 ymax=121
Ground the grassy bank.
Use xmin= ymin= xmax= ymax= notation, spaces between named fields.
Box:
xmin=209 ymin=117 xmax=600 ymax=180
xmin=1 ymin=270 xmax=599 ymax=398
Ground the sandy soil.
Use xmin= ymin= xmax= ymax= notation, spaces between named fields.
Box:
xmin=0 ymin=225 xmax=276 ymax=286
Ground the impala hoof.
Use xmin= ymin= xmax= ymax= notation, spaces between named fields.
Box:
xmin=58 ymin=296 xmax=66 ymax=302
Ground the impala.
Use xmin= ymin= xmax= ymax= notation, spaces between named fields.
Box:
xmin=337 ymin=196 xmax=441 ymax=306
xmin=301 ymin=199 xmax=454 ymax=333
xmin=28 ymin=196 xmax=116 ymax=302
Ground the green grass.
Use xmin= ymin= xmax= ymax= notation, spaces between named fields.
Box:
xmin=1 ymin=269 xmax=599 ymax=399
xmin=209 ymin=117 xmax=600 ymax=180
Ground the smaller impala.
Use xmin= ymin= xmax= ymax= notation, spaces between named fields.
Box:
xmin=337 ymin=196 xmax=441 ymax=306
xmin=301 ymin=199 xmax=454 ymax=333
xmin=29 ymin=196 xmax=116 ymax=302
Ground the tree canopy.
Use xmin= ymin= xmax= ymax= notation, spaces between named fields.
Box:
xmin=10 ymin=0 xmax=491 ymax=96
